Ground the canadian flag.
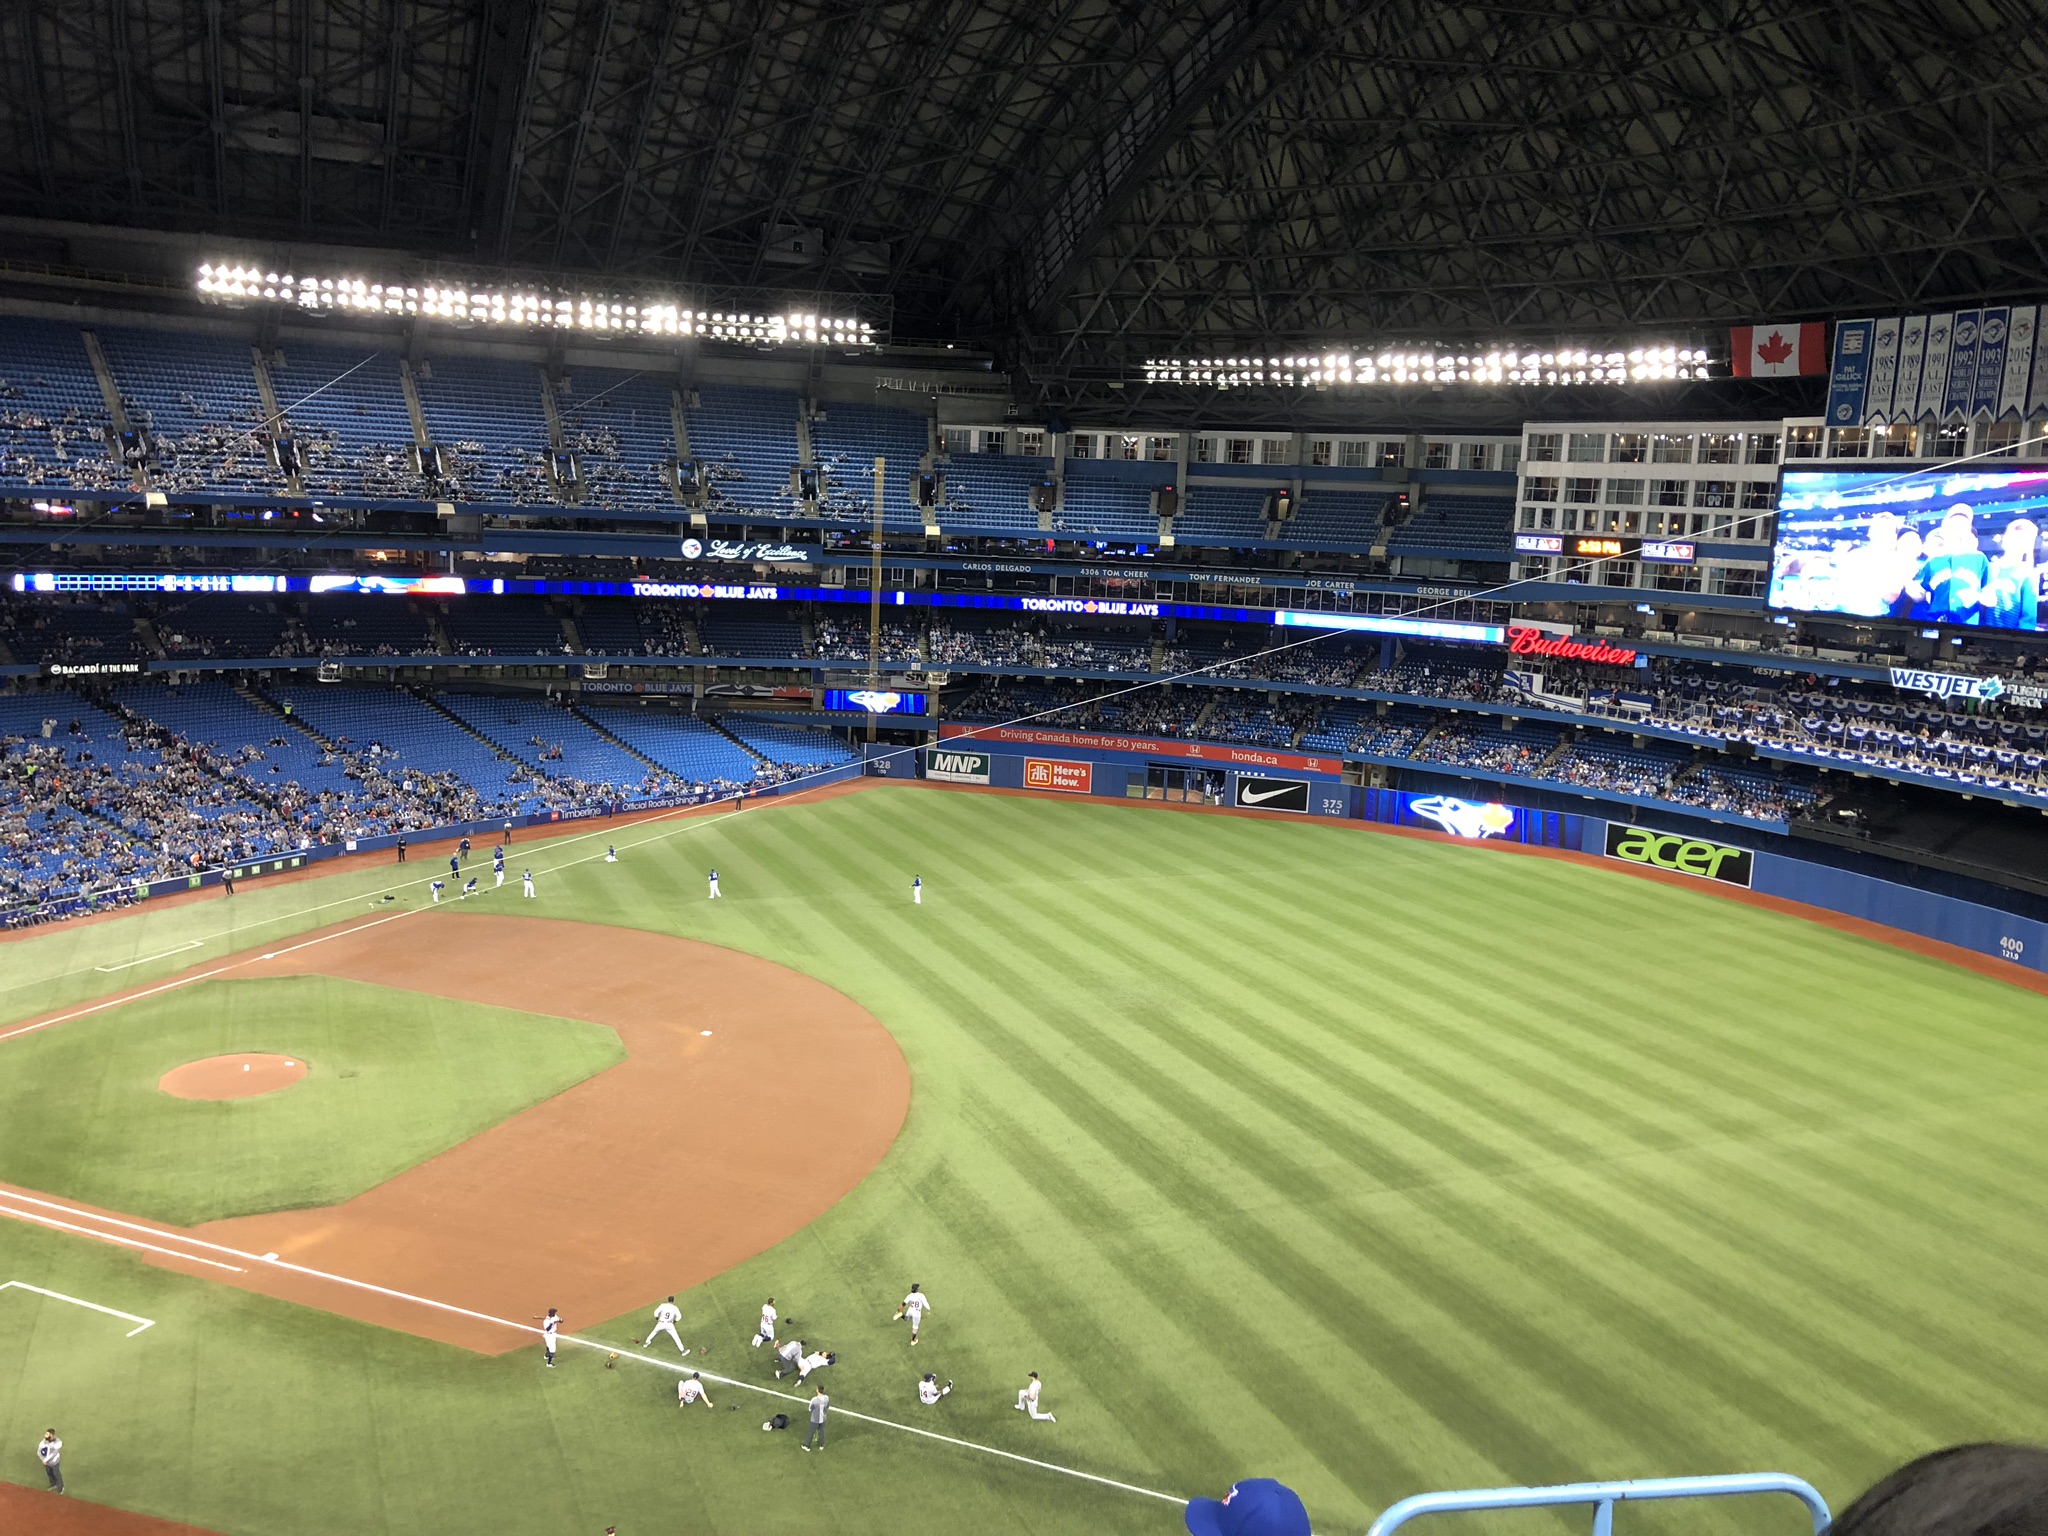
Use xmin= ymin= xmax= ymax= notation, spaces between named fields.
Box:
xmin=1730 ymin=321 xmax=1826 ymax=377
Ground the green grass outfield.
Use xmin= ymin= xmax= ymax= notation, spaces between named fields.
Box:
xmin=3 ymin=784 xmax=2047 ymax=1536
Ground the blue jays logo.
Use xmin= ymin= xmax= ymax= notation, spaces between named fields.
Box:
xmin=1408 ymin=796 xmax=1515 ymax=838
xmin=848 ymin=689 xmax=903 ymax=713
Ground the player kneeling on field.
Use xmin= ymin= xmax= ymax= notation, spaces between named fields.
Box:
xmin=677 ymin=1372 xmax=713 ymax=1410
xmin=918 ymin=1373 xmax=953 ymax=1406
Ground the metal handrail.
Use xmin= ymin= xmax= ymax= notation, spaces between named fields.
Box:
xmin=1367 ymin=1473 xmax=1831 ymax=1536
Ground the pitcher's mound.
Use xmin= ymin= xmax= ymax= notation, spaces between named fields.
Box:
xmin=160 ymin=1054 xmax=308 ymax=1101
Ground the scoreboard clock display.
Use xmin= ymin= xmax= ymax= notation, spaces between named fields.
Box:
xmin=1514 ymin=533 xmax=1697 ymax=565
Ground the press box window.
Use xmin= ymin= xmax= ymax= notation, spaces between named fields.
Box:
xmin=1460 ymin=443 xmax=1493 ymax=471
xmin=1827 ymin=427 xmax=1870 ymax=458
xmin=1017 ymin=429 xmax=1046 ymax=456
xmin=1745 ymin=432 xmax=1780 ymax=464
xmin=1522 ymin=476 xmax=1559 ymax=502
xmin=1566 ymin=432 xmax=1605 ymax=462
xmin=1605 ymin=478 xmax=1644 ymax=504
xmin=1698 ymin=432 xmax=1741 ymax=464
xmin=1259 ymin=438 xmax=1290 ymax=465
xmin=1609 ymin=432 xmax=1647 ymax=463
xmin=1424 ymin=441 xmax=1452 ymax=469
xmin=1565 ymin=477 xmax=1600 ymax=504
xmin=1339 ymin=440 xmax=1372 ymax=468
xmin=1226 ymin=438 xmax=1254 ymax=464
xmin=1307 ymin=439 xmax=1333 ymax=467
xmin=1784 ymin=426 xmax=1824 ymax=459
xmin=1524 ymin=432 xmax=1561 ymax=462
xmin=1376 ymin=441 xmax=1407 ymax=468
xmin=1651 ymin=433 xmax=1694 ymax=463
xmin=1068 ymin=433 xmax=1095 ymax=459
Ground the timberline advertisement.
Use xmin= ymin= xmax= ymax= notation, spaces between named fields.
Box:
xmin=1603 ymin=823 xmax=1754 ymax=887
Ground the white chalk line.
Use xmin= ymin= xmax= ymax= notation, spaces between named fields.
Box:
xmin=1 ymin=1279 xmax=155 ymax=1335
xmin=0 ymin=1188 xmax=1186 ymax=1508
xmin=95 ymin=939 xmax=205 ymax=973
xmin=0 ymin=1203 xmax=244 ymax=1273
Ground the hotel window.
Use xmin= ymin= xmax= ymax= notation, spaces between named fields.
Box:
xmin=1461 ymin=443 xmax=1494 ymax=471
xmin=1652 ymin=478 xmax=1689 ymax=506
xmin=1605 ymin=477 xmax=1644 ymax=504
xmin=1565 ymin=477 xmax=1600 ymax=503
xmin=1377 ymin=440 xmax=1407 ymax=468
xmin=1698 ymin=432 xmax=1741 ymax=464
xmin=1259 ymin=438 xmax=1290 ymax=465
xmin=1566 ymin=432 xmax=1606 ymax=462
xmin=1784 ymin=426 xmax=1823 ymax=459
xmin=1067 ymin=433 xmax=1095 ymax=459
xmin=1693 ymin=480 xmax=1736 ymax=509
xmin=1525 ymin=433 xmax=1561 ymax=462
xmin=1226 ymin=438 xmax=1254 ymax=464
xmin=1827 ymin=427 xmax=1870 ymax=457
xmin=1609 ymin=432 xmax=1647 ymax=463
xmin=1745 ymin=432 xmax=1780 ymax=464
xmin=1740 ymin=481 xmax=1776 ymax=510
xmin=1651 ymin=433 xmax=1694 ymax=463
xmin=1339 ymin=440 xmax=1372 ymax=468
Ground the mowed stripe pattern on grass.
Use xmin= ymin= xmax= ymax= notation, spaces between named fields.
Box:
xmin=598 ymin=787 xmax=2048 ymax=1528
xmin=4 ymin=782 xmax=2046 ymax=1536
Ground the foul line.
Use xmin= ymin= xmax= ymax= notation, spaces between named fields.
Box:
xmin=95 ymin=939 xmax=205 ymax=973
xmin=0 ymin=1188 xmax=1186 ymax=1508
xmin=1 ymin=1280 xmax=155 ymax=1336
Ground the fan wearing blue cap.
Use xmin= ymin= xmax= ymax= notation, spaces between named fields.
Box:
xmin=1185 ymin=1477 xmax=1312 ymax=1536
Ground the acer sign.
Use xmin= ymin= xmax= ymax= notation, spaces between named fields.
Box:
xmin=1233 ymin=776 xmax=1310 ymax=813
xmin=1024 ymin=758 xmax=1092 ymax=793
xmin=1505 ymin=625 xmax=1640 ymax=668
xmin=1603 ymin=823 xmax=1754 ymax=887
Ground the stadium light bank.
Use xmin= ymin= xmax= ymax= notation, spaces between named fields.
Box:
xmin=1141 ymin=347 xmax=1714 ymax=389
xmin=195 ymin=263 xmax=878 ymax=348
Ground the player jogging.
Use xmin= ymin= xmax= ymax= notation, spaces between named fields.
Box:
xmin=917 ymin=1374 xmax=953 ymax=1405
xmin=708 ymin=868 xmax=721 ymax=899
xmin=751 ymin=1296 xmax=776 ymax=1346
xmin=1015 ymin=1371 xmax=1055 ymax=1421
xmin=894 ymin=1283 xmax=932 ymax=1344
xmin=676 ymin=1372 xmax=713 ymax=1409
xmin=522 ymin=869 xmax=535 ymax=899
xmin=535 ymin=1307 xmax=561 ymax=1367
xmin=642 ymin=1296 xmax=688 ymax=1355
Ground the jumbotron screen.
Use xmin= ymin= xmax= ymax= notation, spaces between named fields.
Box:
xmin=1770 ymin=467 xmax=2048 ymax=631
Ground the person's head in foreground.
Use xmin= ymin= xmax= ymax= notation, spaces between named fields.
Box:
xmin=1829 ymin=1443 xmax=2048 ymax=1536
xmin=1184 ymin=1477 xmax=1310 ymax=1536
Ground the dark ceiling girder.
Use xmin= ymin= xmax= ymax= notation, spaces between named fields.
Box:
xmin=106 ymin=0 xmax=147 ymax=218
xmin=601 ymin=0 xmax=689 ymax=271
xmin=551 ymin=0 xmax=619 ymax=265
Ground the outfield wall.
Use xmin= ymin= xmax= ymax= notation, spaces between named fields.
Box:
xmin=925 ymin=728 xmax=2048 ymax=979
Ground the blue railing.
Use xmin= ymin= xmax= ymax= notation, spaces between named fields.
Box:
xmin=1367 ymin=1473 xmax=1831 ymax=1536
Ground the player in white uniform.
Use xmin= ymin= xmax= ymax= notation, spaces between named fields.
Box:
xmin=895 ymin=1283 xmax=932 ymax=1344
xmin=708 ymin=868 xmax=722 ymax=899
xmin=493 ymin=847 xmax=506 ymax=887
xmin=430 ymin=879 xmax=444 ymax=904
xmin=912 ymin=875 xmax=922 ymax=905
xmin=774 ymin=1337 xmax=805 ymax=1379
xmin=917 ymin=1373 xmax=953 ymax=1405
xmin=522 ymin=869 xmax=535 ymax=898
xmin=536 ymin=1307 xmax=561 ymax=1367
xmin=605 ymin=845 xmax=618 ymax=863
xmin=751 ymin=1296 xmax=776 ymax=1346
xmin=1015 ymin=1371 xmax=1055 ymax=1421
xmin=676 ymin=1372 xmax=713 ymax=1409
xmin=796 ymin=1348 xmax=836 ymax=1383
xmin=642 ymin=1296 xmax=688 ymax=1355
xmin=461 ymin=876 xmax=478 ymax=899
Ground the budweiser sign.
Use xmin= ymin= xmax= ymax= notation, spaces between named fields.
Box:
xmin=1505 ymin=625 xmax=1639 ymax=667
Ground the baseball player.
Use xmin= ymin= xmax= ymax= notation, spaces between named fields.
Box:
xmin=917 ymin=1374 xmax=953 ymax=1406
xmin=676 ymin=1372 xmax=713 ymax=1409
xmin=449 ymin=853 xmax=461 ymax=879
xmin=522 ymin=868 xmax=535 ymax=898
xmin=605 ymin=845 xmax=618 ymax=863
xmin=774 ymin=1337 xmax=804 ymax=1379
xmin=1014 ymin=1371 xmax=1056 ymax=1421
xmin=536 ymin=1307 xmax=561 ymax=1367
xmin=751 ymin=1296 xmax=776 ymax=1346
xmin=493 ymin=845 xmax=505 ymax=886
xmin=894 ymin=1283 xmax=932 ymax=1344
xmin=912 ymin=875 xmax=922 ymax=905
xmin=707 ymin=868 xmax=722 ymax=899
xmin=461 ymin=876 xmax=478 ymax=899
xmin=37 ymin=1429 xmax=62 ymax=1494
xmin=796 ymin=1348 xmax=837 ymax=1384
xmin=643 ymin=1296 xmax=688 ymax=1355
xmin=430 ymin=879 xmax=444 ymax=904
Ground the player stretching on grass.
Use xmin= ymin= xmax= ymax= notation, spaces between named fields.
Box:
xmin=774 ymin=1338 xmax=804 ymax=1379
xmin=641 ymin=1296 xmax=688 ymax=1355
xmin=1015 ymin=1371 xmax=1056 ymax=1421
xmin=751 ymin=1296 xmax=775 ymax=1346
xmin=676 ymin=1373 xmax=713 ymax=1410
xmin=894 ymin=1283 xmax=932 ymax=1345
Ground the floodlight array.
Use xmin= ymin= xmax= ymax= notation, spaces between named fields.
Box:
xmin=195 ymin=264 xmax=878 ymax=346
xmin=1140 ymin=346 xmax=1713 ymax=388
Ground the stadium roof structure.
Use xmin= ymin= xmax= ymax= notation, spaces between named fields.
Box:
xmin=3 ymin=0 xmax=2046 ymax=403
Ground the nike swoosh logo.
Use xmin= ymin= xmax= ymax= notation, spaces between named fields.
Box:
xmin=1239 ymin=784 xmax=1300 ymax=804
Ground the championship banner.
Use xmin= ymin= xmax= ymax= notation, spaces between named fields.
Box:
xmin=1024 ymin=758 xmax=1091 ymax=793
xmin=1894 ymin=313 xmax=1929 ymax=420
xmin=1865 ymin=316 xmax=1901 ymax=421
xmin=1942 ymin=310 xmax=1981 ymax=420
xmin=1916 ymin=313 xmax=1954 ymax=419
xmin=1973 ymin=307 xmax=2010 ymax=417
xmin=1825 ymin=319 xmax=1874 ymax=427
xmin=1999 ymin=306 xmax=2039 ymax=419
